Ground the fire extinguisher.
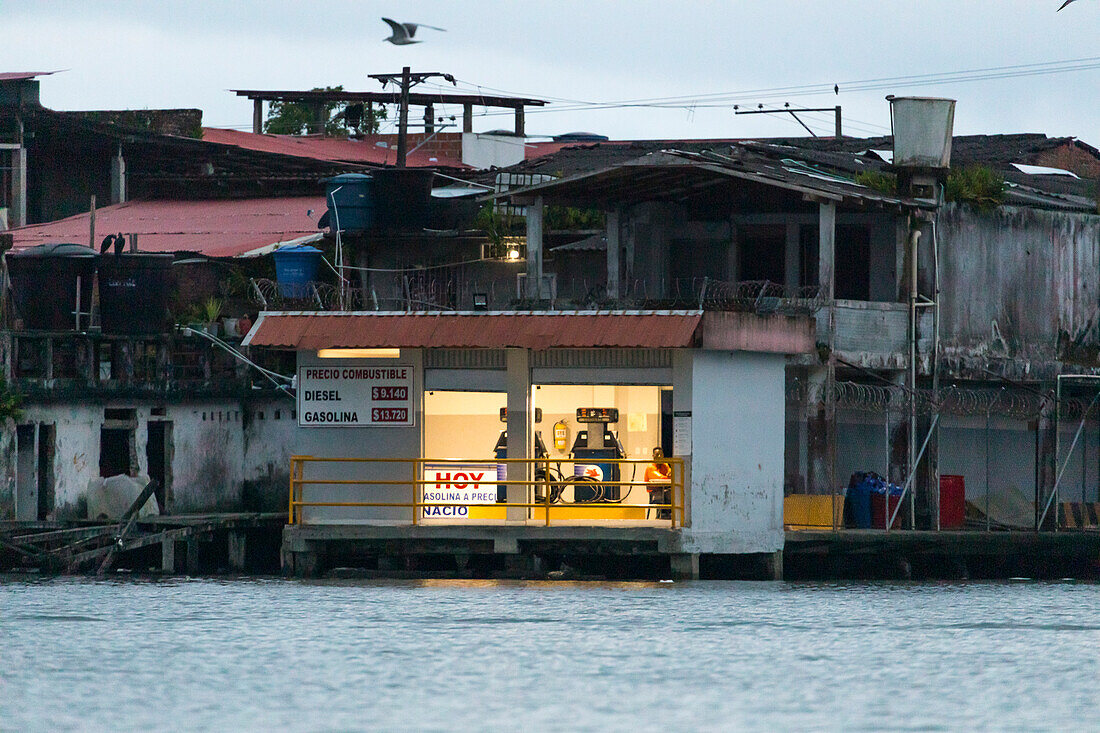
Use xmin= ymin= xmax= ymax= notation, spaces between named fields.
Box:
xmin=553 ymin=420 xmax=569 ymax=452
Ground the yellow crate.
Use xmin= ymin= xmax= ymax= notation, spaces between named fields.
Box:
xmin=784 ymin=494 xmax=844 ymax=530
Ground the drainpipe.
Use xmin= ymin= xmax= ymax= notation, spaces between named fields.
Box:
xmin=908 ymin=224 xmax=922 ymax=528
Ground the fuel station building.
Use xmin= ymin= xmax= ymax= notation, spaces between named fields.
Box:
xmin=244 ymin=309 xmax=814 ymax=578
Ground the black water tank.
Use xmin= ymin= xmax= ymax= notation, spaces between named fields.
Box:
xmin=6 ymin=243 xmax=97 ymax=330
xmin=372 ymin=168 xmax=436 ymax=231
xmin=98 ymin=253 xmax=175 ymax=335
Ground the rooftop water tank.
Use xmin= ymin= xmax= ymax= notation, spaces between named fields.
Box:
xmin=6 ymin=243 xmax=97 ymax=330
xmin=98 ymin=253 xmax=175 ymax=335
xmin=889 ymin=96 xmax=956 ymax=169
xmin=323 ymin=173 xmax=375 ymax=231
xmin=372 ymin=168 xmax=435 ymax=231
xmin=272 ymin=244 xmax=323 ymax=298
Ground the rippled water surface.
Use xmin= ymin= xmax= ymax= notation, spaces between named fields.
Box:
xmin=2 ymin=577 xmax=1098 ymax=731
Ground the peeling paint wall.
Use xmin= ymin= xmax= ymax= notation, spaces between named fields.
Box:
xmin=681 ymin=350 xmax=785 ymax=554
xmin=938 ymin=204 xmax=1100 ymax=371
xmin=0 ymin=395 xmax=295 ymax=518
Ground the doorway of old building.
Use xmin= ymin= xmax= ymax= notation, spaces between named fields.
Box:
xmin=146 ymin=420 xmax=172 ymax=512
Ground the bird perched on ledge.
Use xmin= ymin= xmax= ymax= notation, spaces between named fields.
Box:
xmin=382 ymin=17 xmax=446 ymax=45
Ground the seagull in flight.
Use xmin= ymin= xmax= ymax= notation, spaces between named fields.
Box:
xmin=382 ymin=17 xmax=446 ymax=45
xmin=1058 ymin=0 xmax=1080 ymax=9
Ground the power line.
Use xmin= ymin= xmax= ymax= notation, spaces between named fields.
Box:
xmin=464 ymin=54 xmax=1100 ymax=119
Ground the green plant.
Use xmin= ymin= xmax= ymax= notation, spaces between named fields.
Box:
xmin=544 ymin=206 xmax=605 ymax=230
xmin=264 ymin=86 xmax=387 ymax=136
xmin=945 ymin=165 xmax=1005 ymax=210
xmin=854 ymin=170 xmax=897 ymax=195
xmin=201 ymin=297 xmax=223 ymax=323
xmin=0 ymin=377 xmax=23 ymax=422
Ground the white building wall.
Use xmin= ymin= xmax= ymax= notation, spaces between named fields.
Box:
xmin=0 ymin=395 xmax=296 ymax=519
xmin=679 ymin=350 xmax=786 ymax=554
xmin=293 ymin=350 xmax=424 ymax=523
xmin=461 ymin=132 xmax=527 ymax=169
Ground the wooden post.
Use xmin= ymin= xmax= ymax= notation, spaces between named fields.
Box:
xmin=463 ymin=102 xmax=473 ymax=133
xmin=253 ymin=99 xmax=263 ymax=134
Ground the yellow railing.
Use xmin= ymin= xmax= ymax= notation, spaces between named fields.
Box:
xmin=288 ymin=456 xmax=685 ymax=528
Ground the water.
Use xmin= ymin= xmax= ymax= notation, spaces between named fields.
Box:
xmin=2 ymin=578 xmax=1098 ymax=732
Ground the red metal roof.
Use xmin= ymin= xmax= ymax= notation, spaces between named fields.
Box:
xmin=0 ymin=71 xmax=57 ymax=81
xmin=244 ymin=311 xmax=703 ymax=350
xmin=202 ymin=128 xmax=467 ymax=169
xmin=8 ymin=197 xmax=324 ymax=257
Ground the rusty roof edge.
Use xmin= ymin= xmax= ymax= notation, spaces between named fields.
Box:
xmin=253 ymin=309 xmax=704 ymax=317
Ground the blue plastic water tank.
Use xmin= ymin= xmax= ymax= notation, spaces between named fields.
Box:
xmin=323 ymin=173 xmax=375 ymax=231
xmin=272 ymin=244 xmax=323 ymax=298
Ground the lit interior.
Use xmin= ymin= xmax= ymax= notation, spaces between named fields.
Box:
xmin=423 ymin=385 xmax=668 ymax=523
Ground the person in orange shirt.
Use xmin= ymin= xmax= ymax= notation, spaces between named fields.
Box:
xmin=645 ymin=447 xmax=672 ymax=519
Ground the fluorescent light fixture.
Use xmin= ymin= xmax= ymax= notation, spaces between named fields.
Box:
xmin=317 ymin=348 xmax=401 ymax=359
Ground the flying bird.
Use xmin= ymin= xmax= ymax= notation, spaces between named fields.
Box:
xmin=382 ymin=17 xmax=446 ymax=45
xmin=1058 ymin=0 xmax=1079 ymax=9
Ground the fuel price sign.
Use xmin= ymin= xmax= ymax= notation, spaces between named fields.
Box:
xmin=297 ymin=365 xmax=415 ymax=427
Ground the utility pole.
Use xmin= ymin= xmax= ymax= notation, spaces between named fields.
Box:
xmin=368 ymin=68 xmax=455 ymax=168
xmin=734 ymin=104 xmax=843 ymax=138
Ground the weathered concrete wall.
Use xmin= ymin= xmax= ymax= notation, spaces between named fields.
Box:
xmin=0 ymin=420 xmax=14 ymax=519
xmin=680 ymin=350 xmax=785 ymax=554
xmin=0 ymin=396 xmax=295 ymax=519
xmin=938 ymin=204 xmax=1100 ymax=377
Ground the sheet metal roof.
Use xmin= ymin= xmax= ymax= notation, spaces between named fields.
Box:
xmin=7 ymin=197 xmax=324 ymax=257
xmin=202 ymin=128 xmax=467 ymax=169
xmin=499 ymin=148 xmax=934 ymax=211
xmin=243 ymin=311 xmax=703 ymax=350
xmin=0 ymin=71 xmax=57 ymax=81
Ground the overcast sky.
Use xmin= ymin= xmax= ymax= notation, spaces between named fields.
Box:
xmin=3 ymin=1 xmax=1098 ymax=144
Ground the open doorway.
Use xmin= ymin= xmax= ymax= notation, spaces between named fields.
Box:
xmin=100 ymin=428 xmax=133 ymax=477
xmin=36 ymin=424 xmax=55 ymax=520
xmin=146 ymin=421 xmax=173 ymax=512
xmin=15 ymin=424 xmax=35 ymax=521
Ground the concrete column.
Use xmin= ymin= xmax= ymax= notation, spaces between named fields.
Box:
xmin=462 ymin=103 xmax=473 ymax=133
xmin=818 ymin=201 xmax=836 ymax=302
xmin=763 ymin=550 xmax=783 ymax=580
xmin=10 ymin=145 xmax=26 ymax=228
xmin=1037 ymin=393 xmax=1057 ymax=530
xmin=109 ymin=148 xmax=126 ymax=205
xmin=505 ymin=348 xmax=531 ymax=522
xmin=784 ymin=222 xmax=800 ymax=292
xmin=227 ymin=530 xmax=247 ymax=571
xmin=806 ymin=366 xmax=836 ymax=496
xmin=670 ymin=553 xmax=700 ymax=580
xmin=514 ymin=106 xmax=525 ymax=137
xmin=525 ymin=196 xmax=544 ymax=300
xmin=606 ymin=208 xmax=620 ymax=300
xmin=252 ymin=99 xmax=263 ymax=134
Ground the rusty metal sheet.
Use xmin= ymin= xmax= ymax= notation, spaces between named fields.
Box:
xmin=244 ymin=312 xmax=703 ymax=350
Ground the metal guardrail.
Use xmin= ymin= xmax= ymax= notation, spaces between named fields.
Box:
xmin=289 ymin=456 xmax=685 ymax=528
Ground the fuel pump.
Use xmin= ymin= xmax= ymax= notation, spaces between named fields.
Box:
xmin=570 ymin=407 xmax=626 ymax=502
xmin=494 ymin=407 xmax=546 ymax=502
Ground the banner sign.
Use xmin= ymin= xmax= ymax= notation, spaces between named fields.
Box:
xmin=421 ymin=462 xmax=500 ymax=518
xmin=297 ymin=365 xmax=414 ymax=427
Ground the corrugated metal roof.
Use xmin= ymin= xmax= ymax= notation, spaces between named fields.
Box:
xmin=8 ymin=197 xmax=324 ymax=257
xmin=0 ymin=71 xmax=57 ymax=81
xmin=202 ymin=128 xmax=468 ymax=169
xmin=243 ymin=311 xmax=703 ymax=350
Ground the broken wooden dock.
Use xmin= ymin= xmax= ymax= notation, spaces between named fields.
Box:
xmin=0 ymin=513 xmax=287 ymax=575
